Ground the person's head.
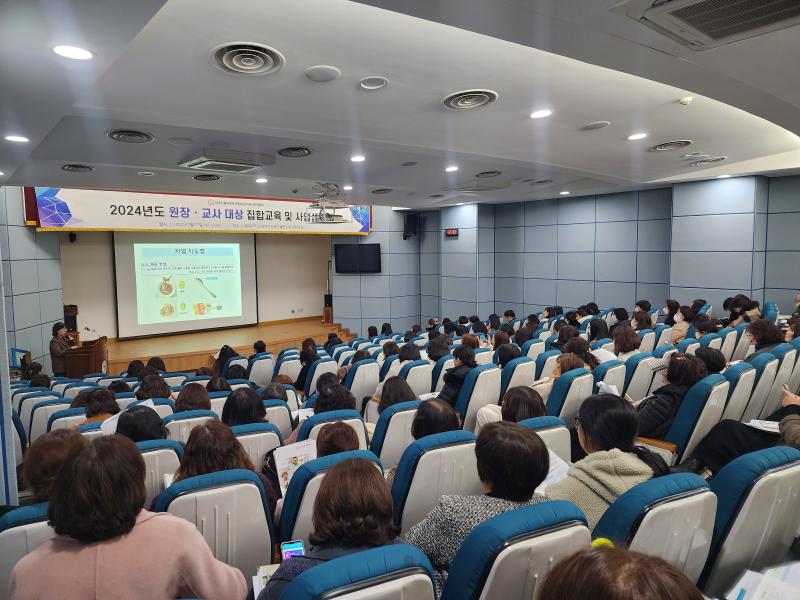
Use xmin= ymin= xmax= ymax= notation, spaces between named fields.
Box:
xmin=195 ymin=366 xmax=214 ymax=377
xmin=488 ymin=314 xmax=501 ymax=331
xmin=526 ymin=314 xmax=540 ymax=330
xmin=125 ymin=360 xmax=145 ymax=378
xmin=21 ymin=361 xmax=43 ymax=380
xmin=674 ymin=306 xmax=694 ymax=325
xmin=785 ymin=317 xmax=800 ymax=342
xmin=411 ymin=398 xmax=460 ymax=439
xmin=458 ymin=315 xmax=469 ymax=325
xmin=694 ymin=318 xmax=718 ymax=337
xmin=503 ymin=309 xmax=516 ymax=321
xmin=174 ymin=382 xmax=211 ymax=412
xmin=613 ymin=327 xmax=641 ymax=355
xmin=310 ymin=458 xmax=398 ymax=548
xmin=84 ymin=389 xmax=120 ymax=419
xmin=24 ymin=429 xmax=87 ymax=503
xmin=664 ymin=353 xmax=707 ymax=387
xmin=273 ymin=374 xmax=294 ymax=385
xmin=453 ymin=345 xmax=477 ymax=368
xmin=589 ymin=318 xmax=610 ymax=342
xmin=575 ymin=394 xmax=667 ymax=475
xmin=300 ymin=347 xmax=319 ymax=366
xmin=613 ymin=308 xmax=629 ymax=323
xmin=116 ymin=405 xmax=168 ymax=442
xmin=493 ymin=330 xmax=510 ymax=350
xmin=29 ymin=373 xmax=52 ymax=389
xmin=690 ymin=298 xmax=707 ymax=313
xmin=175 ymin=421 xmax=254 ymax=482
xmin=51 ymin=322 xmax=68 ymax=338
xmin=476 ymin=422 xmax=548 ymax=500
xmin=107 ymin=380 xmax=132 ymax=394
xmin=70 ymin=390 xmax=91 ymax=409
xmin=381 ymin=322 xmax=392 ymax=335
xmin=427 ymin=340 xmax=449 ymax=363
xmin=367 ymin=325 xmax=378 ymax=338
xmin=302 ymin=337 xmax=316 ymax=352
xmin=468 ymin=315 xmax=480 ymax=325
xmin=398 ymin=344 xmax=421 ymax=362
xmin=253 ymin=340 xmax=266 ymax=354
xmin=315 ymin=422 xmax=359 ymax=458
xmin=378 ymin=376 xmax=417 ymax=413
xmin=461 ymin=333 xmax=480 ymax=350
xmin=722 ymin=297 xmax=735 ymax=313
xmin=565 ymin=311 xmax=580 ymax=328
xmin=694 ymin=347 xmax=726 ymax=374
xmin=453 ymin=324 xmax=466 ymax=336
xmin=136 ymin=366 xmax=158 ymax=382
xmin=496 ymin=343 xmax=522 ymax=368
xmin=514 ymin=327 xmax=532 ymax=346
xmin=315 ymin=384 xmax=356 ymax=414
xmin=48 ymin=435 xmax=145 ymax=543
xmin=552 ymin=319 xmax=566 ymax=334
xmin=403 ymin=330 xmax=415 ymax=343
xmin=540 ymin=547 xmax=705 ymax=600
xmin=473 ymin=321 xmax=488 ymax=335
xmin=316 ymin=372 xmax=339 ymax=394
xmin=206 ymin=376 xmax=231 ymax=393
xmin=350 ymin=349 xmax=370 ymax=364
xmin=221 ymin=386 xmax=266 ymax=426
xmin=500 ymin=387 xmax=546 ymax=422
xmin=135 ymin=374 xmax=171 ymax=401
xmin=634 ymin=300 xmax=652 ymax=313
xmin=327 ymin=332 xmax=338 ymax=342
xmin=428 ymin=329 xmax=441 ymax=342
xmin=146 ymin=356 xmax=166 ymax=372
xmin=664 ymin=299 xmax=679 ymax=316
xmin=444 ymin=321 xmax=457 ymax=335
xmin=555 ymin=325 xmax=579 ymax=347
xmin=553 ymin=352 xmax=586 ymax=379
xmin=499 ymin=322 xmax=515 ymax=336
xmin=586 ymin=302 xmax=600 ymax=315
xmin=225 ymin=364 xmax=247 ymax=380
xmin=630 ymin=312 xmax=651 ymax=332
xmin=563 ymin=337 xmax=599 ymax=370
xmin=259 ymin=382 xmax=288 ymax=403
xmin=213 ymin=345 xmax=238 ymax=376
xmin=427 ymin=319 xmax=437 ymax=330
xmin=747 ymin=319 xmax=784 ymax=346
xmin=383 ymin=341 xmax=400 ymax=359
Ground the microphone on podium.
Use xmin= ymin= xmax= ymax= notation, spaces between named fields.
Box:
xmin=83 ymin=326 xmax=100 ymax=342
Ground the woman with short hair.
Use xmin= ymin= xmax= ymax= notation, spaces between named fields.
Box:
xmin=221 ymin=386 xmax=266 ymax=426
xmin=116 ymin=405 xmax=169 ymax=443
xmin=79 ymin=389 xmax=121 ymax=426
xmin=174 ymin=382 xmax=211 ymax=412
xmin=437 ymin=346 xmax=477 ymax=407
xmin=613 ymin=326 xmax=641 ymax=362
xmin=745 ymin=319 xmax=785 ymax=360
xmin=136 ymin=374 xmax=172 ymax=401
xmin=669 ymin=306 xmax=694 ymax=344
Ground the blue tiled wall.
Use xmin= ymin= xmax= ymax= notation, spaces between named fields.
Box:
xmin=765 ymin=175 xmax=800 ymax=311
xmin=440 ymin=204 xmax=480 ymax=318
xmin=419 ymin=211 xmax=440 ymax=324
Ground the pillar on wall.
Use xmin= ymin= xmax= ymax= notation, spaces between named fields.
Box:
xmin=670 ymin=176 xmax=767 ymax=310
xmin=419 ymin=211 xmax=440 ymax=323
xmin=763 ymin=175 xmax=800 ymax=310
xmin=440 ymin=204 xmax=480 ymax=318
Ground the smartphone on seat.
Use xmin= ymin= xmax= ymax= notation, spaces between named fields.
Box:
xmin=280 ymin=540 xmax=305 ymax=561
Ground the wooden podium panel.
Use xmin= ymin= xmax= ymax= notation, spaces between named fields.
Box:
xmin=65 ymin=337 xmax=108 ymax=378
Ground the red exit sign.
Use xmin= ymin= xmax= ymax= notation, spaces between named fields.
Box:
xmin=445 ymin=228 xmax=459 ymax=238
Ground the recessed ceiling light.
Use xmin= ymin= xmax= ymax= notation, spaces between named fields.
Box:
xmin=137 ymin=171 xmax=155 ymax=176
xmin=304 ymin=65 xmax=341 ymax=83
xmin=4 ymin=135 xmax=29 ymax=143
xmin=445 ymin=165 xmax=459 ymax=172
xmin=350 ymin=155 xmax=365 ymax=163
xmin=0 ymin=171 xmax=4 ymax=176
xmin=627 ymin=133 xmax=648 ymax=141
xmin=530 ymin=109 xmax=552 ymax=119
xmin=559 ymin=191 xmax=570 ymax=195
xmin=717 ymin=175 xmax=731 ymax=179
xmin=256 ymin=177 xmax=268 ymax=183
xmin=359 ymin=76 xmax=389 ymax=90
xmin=343 ymin=185 xmax=353 ymax=191
xmin=53 ymin=45 xmax=93 ymax=60
xmin=108 ymin=129 xmax=155 ymax=144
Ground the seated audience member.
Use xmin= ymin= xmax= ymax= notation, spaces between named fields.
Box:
xmin=503 ymin=309 xmax=516 ymax=322
xmin=428 ymin=329 xmax=442 ymax=342
xmin=662 ymin=299 xmax=680 ymax=326
xmin=585 ymin=302 xmax=600 ymax=316
xmin=260 ymin=458 xmax=400 ymax=600
xmin=690 ymin=298 xmax=707 ymax=313
xmin=613 ymin=327 xmax=641 ymax=362
xmin=669 ymin=306 xmax=694 ymax=344
xmin=525 ymin=314 xmax=540 ymax=331
xmin=575 ymin=309 xmax=591 ymax=325
xmin=496 ymin=343 xmax=522 ymax=368
xmin=693 ymin=315 xmax=718 ymax=337
xmin=550 ymin=325 xmax=579 ymax=351
xmin=221 ymin=386 xmax=266 ymax=426
xmin=513 ymin=327 xmax=533 ymax=346
xmin=28 ymin=373 xmax=52 ymax=390
xmin=286 ymin=384 xmax=357 ymax=444
xmin=488 ymin=314 xmax=501 ymax=333
xmin=146 ymin=356 xmax=166 ymax=372
xmin=206 ymin=376 xmax=231 ymax=393
xmin=367 ymin=325 xmax=379 ymax=338
xmin=107 ymin=380 xmax=132 ymax=394
xmin=529 ymin=352 xmax=585 ymax=403
xmin=273 ymin=374 xmax=294 ymax=386
xmin=444 ymin=320 xmax=458 ymax=336
xmin=225 ymin=364 xmax=247 ymax=380
xmin=426 ymin=340 xmax=450 ymax=363
xmin=547 ymin=394 xmax=667 ymax=529
xmin=458 ymin=316 xmax=469 ymax=326
xmin=492 ymin=330 xmax=510 ymax=350
xmin=411 ymin=398 xmax=460 ymax=439
xmin=475 ymin=385 xmax=546 ymax=434
xmin=721 ymin=296 xmax=737 ymax=326
xmin=377 ymin=344 xmax=421 ymax=394
xmin=403 ymin=330 xmax=416 ymax=343
xmin=634 ymin=299 xmax=652 ymax=314
xmin=294 ymin=347 xmax=319 ymax=391
xmin=174 ymin=382 xmax=211 ymax=412
xmin=16 ymin=430 xmax=86 ymax=512
xmin=608 ymin=308 xmax=630 ymax=335
xmin=382 ymin=341 xmax=400 ymax=361
xmin=675 ymin=387 xmax=800 ymax=476
xmin=630 ymin=311 xmax=651 ymax=332
xmin=473 ymin=321 xmax=489 ymax=336
xmin=377 ymin=376 xmax=417 ymax=414
xmin=80 ymin=389 xmax=120 ymax=426
xmin=565 ymin=311 xmax=580 ymax=329
xmin=540 ymin=547 xmax=704 ymax=600
xmin=637 ymin=353 xmax=707 ymax=439
xmin=325 ymin=333 xmax=344 ymax=354
xmin=69 ymin=390 xmax=92 ymax=409
xmin=315 ymin=422 xmax=360 ymax=458
xmin=425 ymin=319 xmax=437 ymax=333
xmin=136 ymin=374 xmax=172 ymax=401
xmin=694 ymin=346 xmax=726 ymax=374
xmin=301 ymin=337 xmax=316 ymax=353
xmin=125 ymin=359 xmax=145 ymax=379
xmin=259 ymin=382 xmax=288 ymax=403
xmin=405 ymin=422 xmax=549 ymax=594
xmin=250 ymin=340 xmax=267 ymax=360
xmin=11 ymin=435 xmax=246 ymax=599
xmin=380 ymin=322 xmax=393 ymax=336
xmin=588 ymin=318 xmax=609 ymax=343
xmin=213 ymin=345 xmax=238 ymax=376
xmin=437 ymin=346 xmax=477 ymax=406
xmin=564 ymin=337 xmax=600 ymax=372
xmin=730 ymin=296 xmax=762 ymax=327
xmin=460 ymin=333 xmax=481 ymax=350
xmin=195 ymin=366 xmax=214 ymax=377
xmin=337 ymin=349 xmax=370 ymax=381
xmin=499 ymin=322 xmax=515 ymax=336
xmin=116 ymin=405 xmax=169 ymax=443
xmin=135 ymin=366 xmax=159 ymax=382
xmin=745 ymin=319 xmax=785 ymax=360
xmin=313 ymin=372 xmax=339 ymax=398
xmin=785 ymin=317 xmax=800 ymax=342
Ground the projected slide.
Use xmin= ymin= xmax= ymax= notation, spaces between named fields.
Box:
xmin=133 ymin=243 xmax=242 ymax=326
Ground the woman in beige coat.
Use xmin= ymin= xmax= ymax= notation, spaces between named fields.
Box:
xmin=668 ymin=306 xmax=694 ymax=344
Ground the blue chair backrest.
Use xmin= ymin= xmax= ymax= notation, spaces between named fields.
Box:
xmin=591 ymin=359 xmax=623 ymax=392
xmin=535 ymin=350 xmax=561 ymax=379
xmin=222 ymin=355 xmax=248 ymax=377
xmin=653 ymin=344 xmax=676 ymax=358
xmin=699 ymin=333 xmax=720 ymax=348
xmin=296 ymin=409 xmax=366 ymax=444
xmin=369 ymin=400 xmax=421 ymax=459
xmin=136 ymin=438 xmax=184 ymax=458
xmin=676 ymin=338 xmax=698 ymax=353
xmin=380 ymin=354 xmax=400 ymax=381
xmin=590 ymin=338 xmax=612 ymax=351
xmin=663 ymin=373 xmax=726 ymax=458
xmin=46 ymin=407 xmax=85 ymax=432
xmin=453 ymin=365 xmax=499 ymax=427
xmin=431 ymin=354 xmax=455 ymax=391
xmin=547 ymin=368 xmax=590 ymax=417
xmin=623 ymin=352 xmax=653 ymax=391
xmin=304 ymin=358 xmax=338 ymax=396
xmin=499 ymin=356 xmax=534 ymax=397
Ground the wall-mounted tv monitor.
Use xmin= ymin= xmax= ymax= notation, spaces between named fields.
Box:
xmin=334 ymin=243 xmax=381 ymax=273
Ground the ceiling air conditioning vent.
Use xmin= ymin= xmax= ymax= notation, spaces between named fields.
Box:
xmin=450 ymin=181 xmax=510 ymax=194
xmin=613 ymin=0 xmax=800 ymax=50
xmin=179 ymin=148 xmax=275 ymax=174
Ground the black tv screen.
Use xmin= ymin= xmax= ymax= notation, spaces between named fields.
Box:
xmin=334 ymin=243 xmax=381 ymax=273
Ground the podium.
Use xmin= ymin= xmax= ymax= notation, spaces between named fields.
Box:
xmin=65 ymin=336 xmax=109 ymax=378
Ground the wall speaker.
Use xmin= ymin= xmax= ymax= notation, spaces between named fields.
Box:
xmin=324 ymin=294 xmax=333 ymax=308
xmin=64 ymin=304 xmax=78 ymax=331
xmin=403 ymin=213 xmax=418 ymax=240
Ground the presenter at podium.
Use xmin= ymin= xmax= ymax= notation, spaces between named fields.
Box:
xmin=49 ymin=321 xmax=76 ymax=377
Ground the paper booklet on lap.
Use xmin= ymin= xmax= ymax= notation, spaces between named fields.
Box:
xmin=291 ymin=408 xmax=314 ymax=421
xmin=745 ymin=420 xmax=780 ymax=434
xmin=418 ymin=392 xmax=439 ymax=401
xmin=274 ymin=440 xmax=317 ymax=495
xmin=596 ymin=382 xmax=619 ymax=396
xmin=100 ymin=399 xmax=156 ymax=435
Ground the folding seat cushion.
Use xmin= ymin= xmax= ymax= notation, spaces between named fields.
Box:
xmin=303 ymin=358 xmax=339 ymax=396
xmin=399 ymin=360 xmax=435 ymax=397
xmin=591 ymin=359 xmax=625 ymax=393
xmin=518 ymin=416 xmax=571 ymax=463
xmin=474 ymin=347 xmax=494 ymax=365
xmin=698 ymin=333 xmax=722 ymax=351
xmin=137 ymin=439 xmax=183 ymax=507
xmin=28 ymin=399 xmax=72 ymax=441
xmin=431 ymin=355 xmax=455 ymax=393
xmin=391 ymin=431 xmax=483 ymax=533
xmin=263 ymin=399 xmax=293 ymax=439
xmin=520 ymin=339 xmax=545 ymax=362
xmin=281 ymin=544 xmax=435 ymax=600
xmin=593 ymin=473 xmax=716 ymax=582
xmin=273 ymin=355 xmax=302 ymax=382
xmin=47 ymin=407 xmax=87 ymax=432
xmin=231 ymin=422 xmax=282 ymax=470
xmin=247 ymin=354 xmax=275 ymax=387
xmin=730 ymin=323 xmax=753 ymax=362
xmin=499 ymin=357 xmax=536 ymax=400
xmin=637 ymin=329 xmax=656 ymax=354
xmin=676 ymin=338 xmax=699 ymax=355
xmin=182 ymin=375 xmax=211 ymax=387
xmin=622 ymin=353 xmax=656 ymax=403
xmin=720 ymin=363 xmax=757 ymax=421
xmin=0 ymin=503 xmax=54 ymax=596
xmin=379 ymin=355 xmax=400 ymax=382
xmin=759 ymin=343 xmax=796 ymax=418
xmin=740 ymin=353 xmax=779 ymax=422
xmin=700 ymin=447 xmax=800 ymax=597
xmin=162 ymin=410 xmax=218 ymax=444
xmin=280 ymin=450 xmax=383 ymax=543
xmin=369 ymin=400 xmax=420 ymax=469
xmin=12 ymin=410 xmax=26 ymax=466
xmin=155 ymin=469 xmax=275 ymax=576
xmin=162 ymin=372 xmax=189 ymax=387
xmin=297 ymin=409 xmax=369 ymax=450
xmin=343 ymin=359 xmax=381 ymax=401
xmin=654 ymin=325 xmax=672 ymax=348
xmin=534 ymin=350 xmax=561 ymax=380
xmin=222 ymin=355 xmax=249 ymax=377
xmin=440 ymin=501 xmax=590 ymax=600
xmin=454 ymin=365 xmax=502 ymax=432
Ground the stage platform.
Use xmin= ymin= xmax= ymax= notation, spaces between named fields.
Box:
xmin=107 ymin=316 xmax=352 ymax=374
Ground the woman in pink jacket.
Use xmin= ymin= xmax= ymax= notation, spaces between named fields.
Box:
xmin=10 ymin=435 xmax=246 ymax=600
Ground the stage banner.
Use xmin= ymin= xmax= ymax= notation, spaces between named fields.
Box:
xmin=32 ymin=187 xmax=371 ymax=235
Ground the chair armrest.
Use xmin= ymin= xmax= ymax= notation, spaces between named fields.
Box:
xmin=636 ymin=437 xmax=678 ymax=466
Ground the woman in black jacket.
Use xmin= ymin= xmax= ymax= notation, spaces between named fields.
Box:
xmin=294 ymin=347 xmax=319 ymax=390
xmin=437 ymin=346 xmax=478 ymax=407
xmin=637 ymin=353 xmax=707 ymax=439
